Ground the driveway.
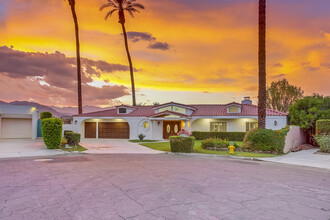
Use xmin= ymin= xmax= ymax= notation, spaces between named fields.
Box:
xmin=80 ymin=139 xmax=163 ymax=154
xmin=0 ymin=154 xmax=329 ymax=219
xmin=260 ymin=149 xmax=330 ymax=170
xmin=0 ymin=139 xmax=67 ymax=158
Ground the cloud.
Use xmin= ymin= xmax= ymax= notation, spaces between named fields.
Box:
xmin=126 ymin=32 xmax=170 ymax=51
xmin=0 ymin=46 xmax=130 ymax=106
xmin=272 ymin=74 xmax=287 ymax=79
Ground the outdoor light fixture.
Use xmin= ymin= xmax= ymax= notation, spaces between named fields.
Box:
xmin=74 ymin=120 xmax=77 ymax=125
xmin=157 ymin=121 xmax=160 ymax=126
xmin=274 ymin=121 xmax=278 ymax=126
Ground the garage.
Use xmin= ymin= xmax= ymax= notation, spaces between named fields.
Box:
xmin=1 ymin=118 xmax=32 ymax=139
xmin=98 ymin=122 xmax=129 ymax=139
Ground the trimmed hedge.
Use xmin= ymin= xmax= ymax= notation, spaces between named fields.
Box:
xmin=169 ymin=136 xmax=195 ymax=153
xmin=64 ymin=130 xmax=81 ymax=145
xmin=192 ymin=132 xmax=246 ymax=141
xmin=242 ymin=127 xmax=289 ymax=153
xmin=40 ymin=112 xmax=53 ymax=119
xmin=41 ymin=118 xmax=63 ymax=149
xmin=315 ymin=135 xmax=330 ymax=153
xmin=316 ymin=119 xmax=330 ymax=136
xmin=201 ymin=138 xmax=239 ymax=149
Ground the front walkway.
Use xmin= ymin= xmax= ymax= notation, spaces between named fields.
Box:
xmin=0 ymin=139 xmax=67 ymax=158
xmin=80 ymin=139 xmax=163 ymax=154
xmin=260 ymin=149 xmax=330 ymax=170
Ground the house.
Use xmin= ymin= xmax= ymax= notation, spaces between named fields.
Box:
xmin=0 ymin=105 xmax=38 ymax=139
xmin=68 ymin=97 xmax=288 ymax=140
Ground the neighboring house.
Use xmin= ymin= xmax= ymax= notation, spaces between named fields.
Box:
xmin=0 ymin=105 xmax=38 ymax=139
xmin=68 ymin=97 xmax=288 ymax=140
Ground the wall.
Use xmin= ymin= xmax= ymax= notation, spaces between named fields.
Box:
xmin=283 ymin=126 xmax=306 ymax=153
xmin=152 ymin=121 xmax=163 ymax=140
xmin=265 ymin=116 xmax=287 ymax=130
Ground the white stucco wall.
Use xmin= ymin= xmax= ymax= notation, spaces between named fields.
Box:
xmin=283 ymin=126 xmax=306 ymax=153
xmin=152 ymin=120 xmax=163 ymax=140
xmin=265 ymin=116 xmax=287 ymax=130
xmin=0 ymin=105 xmax=38 ymax=139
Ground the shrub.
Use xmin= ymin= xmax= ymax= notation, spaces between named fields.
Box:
xmin=40 ymin=112 xmax=53 ymax=119
xmin=61 ymin=137 xmax=68 ymax=145
xmin=65 ymin=131 xmax=81 ymax=145
xmin=41 ymin=118 xmax=63 ymax=149
xmin=138 ymin=133 xmax=146 ymax=141
xmin=242 ymin=127 xmax=289 ymax=153
xmin=201 ymin=138 xmax=239 ymax=149
xmin=64 ymin=130 xmax=73 ymax=136
xmin=169 ymin=136 xmax=195 ymax=153
xmin=177 ymin=129 xmax=192 ymax=137
xmin=315 ymin=135 xmax=330 ymax=153
xmin=192 ymin=132 xmax=246 ymax=141
xmin=316 ymin=119 xmax=330 ymax=136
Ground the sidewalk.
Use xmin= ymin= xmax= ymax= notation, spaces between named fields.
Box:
xmin=259 ymin=148 xmax=330 ymax=170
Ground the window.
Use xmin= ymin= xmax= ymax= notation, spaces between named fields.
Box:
xmin=210 ymin=122 xmax=227 ymax=132
xmin=228 ymin=106 xmax=240 ymax=113
xmin=118 ymin=108 xmax=127 ymax=114
xmin=246 ymin=122 xmax=258 ymax=131
xmin=159 ymin=106 xmax=172 ymax=112
xmin=173 ymin=106 xmax=186 ymax=114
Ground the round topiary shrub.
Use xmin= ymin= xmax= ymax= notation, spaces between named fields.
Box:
xmin=40 ymin=112 xmax=53 ymax=119
xmin=242 ymin=127 xmax=289 ymax=154
xmin=41 ymin=118 xmax=63 ymax=149
xmin=169 ymin=136 xmax=195 ymax=153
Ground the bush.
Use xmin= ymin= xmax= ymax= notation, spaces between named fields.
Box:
xmin=40 ymin=112 xmax=53 ymax=119
xmin=138 ymin=133 xmax=146 ymax=141
xmin=201 ymin=138 xmax=239 ymax=149
xmin=169 ymin=136 xmax=195 ymax=153
xmin=242 ymin=127 xmax=289 ymax=153
xmin=192 ymin=132 xmax=246 ymax=141
xmin=61 ymin=137 xmax=68 ymax=145
xmin=64 ymin=130 xmax=73 ymax=136
xmin=315 ymin=135 xmax=330 ymax=153
xmin=316 ymin=119 xmax=330 ymax=136
xmin=65 ymin=131 xmax=81 ymax=145
xmin=41 ymin=118 xmax=63 ymax=149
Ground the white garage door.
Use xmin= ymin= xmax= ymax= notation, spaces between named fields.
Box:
xmin=1 ymin=118 xmax=32 ymax=139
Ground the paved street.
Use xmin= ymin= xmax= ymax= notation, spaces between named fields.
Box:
xmin=0 ymin=154 xmax=330 ymax=220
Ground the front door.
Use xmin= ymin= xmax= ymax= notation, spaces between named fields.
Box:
xmin=163 ymin=121 xmax=181 ymax=139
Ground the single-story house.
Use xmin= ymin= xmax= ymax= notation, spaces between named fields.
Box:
xmin=0 ymin=105 xmax=38 ymax=139
xmin=69 ymin=97 xmax=288 ymax=140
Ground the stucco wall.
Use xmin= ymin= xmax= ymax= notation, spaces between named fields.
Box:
xmin=265 ymin=116 xmax=287 ymax=130
xmin=152 ymin=121 xmax=163 ymax=140
xmin=283 ymin=126 xmax=306 ymax=153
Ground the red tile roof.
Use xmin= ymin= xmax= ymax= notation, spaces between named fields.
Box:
xmin=74 ymin=103 xmax=287 ymax=117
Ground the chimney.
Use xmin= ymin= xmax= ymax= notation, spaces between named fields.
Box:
xmin=241 ymin=96 xmax=252 ymax=104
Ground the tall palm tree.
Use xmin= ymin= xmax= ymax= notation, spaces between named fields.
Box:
xmin=100 ymin=0 xmax=145 ymax=106
xmin=258 ymin=0 xmax=266 ymax=128
xmin=67 ymin=0 xmax=83 ymax=114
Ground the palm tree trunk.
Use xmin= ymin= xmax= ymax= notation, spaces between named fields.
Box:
xmin=121 ymin=23 xmax=137 ymax=106
xmin=258 ymin=0 xmax=266 ymax=128
xmin=70 ymin=4 xmax=83 ymax=114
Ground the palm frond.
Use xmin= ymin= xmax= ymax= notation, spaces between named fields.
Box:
xmin=126 ymin=9 xmax=134 ymax=17
xmin=100 ymin=2 xmax=116 ymax=11
xmin=131 ymin=3 xmax=144 ymax=9
xmin=105 ymin=9 xmax=118 ymax=20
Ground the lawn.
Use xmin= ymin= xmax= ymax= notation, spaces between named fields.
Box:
xmin=140 ymin=140 xmax=278 ymax=158
xmin=60 ymin=144 xmax=87 ymax=152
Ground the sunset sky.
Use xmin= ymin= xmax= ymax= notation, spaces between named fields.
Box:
xmin=0 ymin=0 xmax=329 ymax=107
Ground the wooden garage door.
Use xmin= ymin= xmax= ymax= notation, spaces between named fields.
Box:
xmin=85 ymin=122 xmax=96 ymax=138
xmin=98 ymin=122 xmax=129 ymax=139
xmin=1 ymin=118 xmax=32 ymax=139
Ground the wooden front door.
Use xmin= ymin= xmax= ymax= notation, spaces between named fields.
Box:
xmin=163 ymin=121 xmax=181 ymax=139
xmin=85 ymin=122 xmax=96 ymax=138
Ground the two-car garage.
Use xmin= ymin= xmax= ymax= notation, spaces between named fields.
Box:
xmin=85 ymin=121 xmax=129 ymax=139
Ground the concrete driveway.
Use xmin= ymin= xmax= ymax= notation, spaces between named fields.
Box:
xmin=80 ymin=139 xmax=163 ymax=154
xmin=0 ymin=139 xmax=67 ymax=158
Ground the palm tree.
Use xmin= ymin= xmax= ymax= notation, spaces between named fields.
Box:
xmin=100 ymin=0 xmax=145 ymax=106
xmin=258 ymin=0 xmax=266 ymax=128
xmin=67 ymin=0 xmax=83 ymax=114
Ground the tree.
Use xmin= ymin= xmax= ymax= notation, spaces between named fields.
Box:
xmin=258 ymin=0 xmax=267 ymax=128
xmin=67 ymin=0 xmax=83 ymax=114
xmin=289 ymin=95 xmax=330 ymax=144
xmin=266 ymin=79 xmax=304 ymax=112
xmin=100 ymin=0 xmax=145 ymax=106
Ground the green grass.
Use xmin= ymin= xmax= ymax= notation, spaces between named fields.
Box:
xmin=129 ymin=140 xmax=160 ymax=143
xmin=60 ymin=144 xmax=87 ymax=152
xmin=140 ymin=140 xmax=278 ymax=158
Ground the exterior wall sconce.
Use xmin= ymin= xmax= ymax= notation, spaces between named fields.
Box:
xmin=74 ymin=120 xmax=77 ymax=125
xmin=274 ymin=120 xmax=277 ymax=126
xmin=157 ymin=121 xmax=160 ymax=126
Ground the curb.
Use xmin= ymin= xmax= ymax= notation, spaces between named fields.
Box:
xmin=164 ymin=152 xmax=263 ymax=161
